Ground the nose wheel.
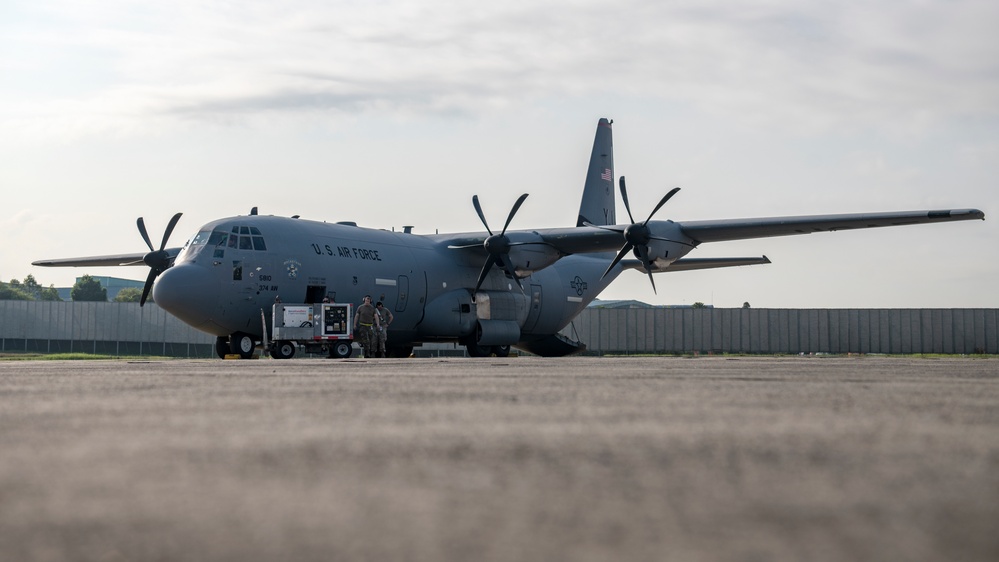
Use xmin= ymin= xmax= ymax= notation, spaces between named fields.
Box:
xmin=229 ymin=332 xmax=257 ymax=359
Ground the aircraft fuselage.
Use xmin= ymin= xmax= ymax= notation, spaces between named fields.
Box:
xmin=152 ymin=214 xmax=620 ymax=352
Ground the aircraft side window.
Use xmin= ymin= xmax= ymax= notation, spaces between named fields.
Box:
xmin=233 ymin=261 xmax=242 ymax=281
xmin=228 ymin=235 xmax=238 ymax=248
xmin=249 ymin=227 xmax=262 ymax=235
xmin=239 ymin=226 xmax=250 ymax=235
xmin=252 ymin=236 xmax=266 ymax=251
xmin=239 ymin=236 xmax=253 ymax=250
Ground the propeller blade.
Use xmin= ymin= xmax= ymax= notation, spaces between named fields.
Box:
xmin=472 ymin=195 xmax=493 ymax=235
xmin=473 ymin=254 xmax=498 ymax=296
xmin=140 ymin=268 xmax=157 ymax=306
xmin=136 ymin=212 xmax=183 ymax=307
xmin=601 ymin=243 xmax=635 ymax=280
xmin=607 ymin=178 xmax=680 ymax=291
xmin=636 ymin=245 xmax=657 ymax=294
xmin=643 ymin=187 xmax=680 ymax=226
xmin=619 ymin=177 xmax=636 ymax=224
xmin=469 ymin=193 xmax=531 ymax=299
xmin=136 ymin=218 xmax=154 ymax=252
xmin=159 ymin=212 xmax=183 ymax=251
xmin=498 ymin=255 xmax=524 ymax=291
xmin=500 ymin=193 xmax=529 ymax=235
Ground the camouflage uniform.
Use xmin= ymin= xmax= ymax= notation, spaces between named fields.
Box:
xmin=374 ymin=302 xmax=394 ymax=358
xmin=353 ymin=296 xmax=379 ymax=358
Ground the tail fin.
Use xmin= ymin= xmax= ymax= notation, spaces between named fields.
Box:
xmin=576 ymin=118 xmax=616 ymax=227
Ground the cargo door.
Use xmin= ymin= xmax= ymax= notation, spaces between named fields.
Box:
xmin=395 ymin=275 xmax=409 ymax=312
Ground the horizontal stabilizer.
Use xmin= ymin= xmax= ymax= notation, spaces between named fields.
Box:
xmin=623 ymin=256 xmax=772 ymax=273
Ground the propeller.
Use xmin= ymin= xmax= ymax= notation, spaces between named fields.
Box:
xmin=471 ymin=193 xmax=529 ymax=297
xmin=136 ymin=212 xmax=183 ymax=306
xmin=587 ymin=177 xmax=681 ymax=294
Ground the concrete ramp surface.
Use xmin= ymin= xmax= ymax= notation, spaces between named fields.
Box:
xmin=1 ymin=356 xmax=997 ymax=562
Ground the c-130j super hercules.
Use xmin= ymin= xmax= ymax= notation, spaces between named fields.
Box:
xmin=35 ymin=118 xmax=985 ymax=358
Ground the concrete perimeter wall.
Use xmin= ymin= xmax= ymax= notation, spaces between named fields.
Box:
xmin=0 ymin=301 xmax=215 ymax=357
xmin=564 ymin=308 xmax=999 ymax=355
xmin=2 ymin=302 xmax=997 ymax=356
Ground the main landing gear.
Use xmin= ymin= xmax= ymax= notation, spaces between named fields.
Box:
xmin=464 ymin=342 xmax=511 ymax=357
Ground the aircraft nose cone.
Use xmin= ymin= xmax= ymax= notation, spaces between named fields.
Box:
xmin=152 ymin=264 xmax=220 ymax=330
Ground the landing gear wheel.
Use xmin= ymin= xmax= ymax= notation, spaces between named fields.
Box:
xmin=492 ymin=345 xmax=511 ymax=358
xmin=215 ymin=336 xmax=229 ymax=359
xmin=387 ymin=345 xmax=413 ymax=358
xmin=230 ymin=332 xmax=256 ymax=359
xmin=329 ymin=340 xmax=353 ymax=359
xmin=270 ymin=340 xmax=295 ymax=360
xmin=465 ymin=341 xmax=492 ymax=357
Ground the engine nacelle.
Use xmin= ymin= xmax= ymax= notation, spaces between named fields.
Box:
xmin=504 ymin=232 xmax=563 ymax=277
xmin=643 ymin=221 xmax=697 ymax=268
xmin=472 ymin=290 xmax=529 ymax=324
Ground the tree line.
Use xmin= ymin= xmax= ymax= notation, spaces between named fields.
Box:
xmin=0 ymin=274 xmax=145 ymax=303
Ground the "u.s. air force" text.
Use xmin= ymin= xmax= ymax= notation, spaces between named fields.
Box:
xmin=311 ymin=243 xmax=382 ymax=261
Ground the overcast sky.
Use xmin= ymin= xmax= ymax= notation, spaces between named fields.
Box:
xmin=2 ymin=0 xmax=996 ymax=308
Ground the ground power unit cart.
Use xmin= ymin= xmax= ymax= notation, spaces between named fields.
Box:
xmin=267 ymin=303 xmax=354 ymax=359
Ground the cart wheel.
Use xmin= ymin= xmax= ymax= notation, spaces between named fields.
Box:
xmin=329 ymin=341 xmax=353 ymax=359
xmin=270 ymin=340 xmax=296 ymax=360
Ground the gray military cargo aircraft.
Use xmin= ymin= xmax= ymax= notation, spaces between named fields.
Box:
xmin=34 ymin=118 xmax=985 ymax=358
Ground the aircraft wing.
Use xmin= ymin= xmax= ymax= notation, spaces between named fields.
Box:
xmin=677 ymin=209 xmax=985 ymax=244
xmin=32 ymin=249 xmax=182 ymax=268
xmin=441 ymin=227 xmax=624 ymax=255
xmin=440 ymin=208 xmax=985 ymax=259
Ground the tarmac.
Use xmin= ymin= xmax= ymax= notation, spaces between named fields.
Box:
xmin=1 ymin=355 xmax=997 ymax=562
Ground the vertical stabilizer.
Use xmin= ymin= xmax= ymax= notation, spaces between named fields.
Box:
xmin=576 ymin=118 xmax=616 ymax=227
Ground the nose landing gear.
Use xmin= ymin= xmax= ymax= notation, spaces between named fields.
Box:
xmin=215 ymin=333 xmax=257 ymax=359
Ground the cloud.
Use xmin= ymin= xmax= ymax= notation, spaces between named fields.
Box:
xmin=3 ymin=0 xmax=998 ymax=140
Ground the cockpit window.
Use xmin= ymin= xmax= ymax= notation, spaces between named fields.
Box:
xmin=196 ymin=225 xmax=268 ymax=252
xmin=190 ymin=231 xmax=213 ymax=245
xmin=178 ymin=224 xmax=267 ymax=264
xmin=190 ymin=230 xmax=229 ymax=246
xmin=207 ymin=231 xmax=228 ymax=246
xmin=178 ymin=229 xmax=232 ymax=263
